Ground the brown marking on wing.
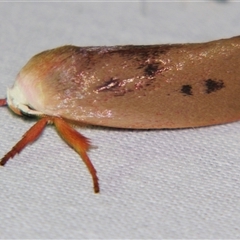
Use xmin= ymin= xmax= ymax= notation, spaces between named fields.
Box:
xmin=181 ymin=84 xmax=193 ymax=96
xmin=205 ymin=79 xmax=225 ymax=94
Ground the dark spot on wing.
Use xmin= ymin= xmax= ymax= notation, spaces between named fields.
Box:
xmin=144 ymin=64 xmax=159 ymax=77
xmin=181 ymin=85 xmax=192 ymax=96
xmin=205 ymin=79 xmax=225 ymax=94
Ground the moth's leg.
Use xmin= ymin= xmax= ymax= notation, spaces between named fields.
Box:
xmin=0 ymin=117 xmax=50 ymax=166
xmin=53 ymin=117 xmax=99 ymax=193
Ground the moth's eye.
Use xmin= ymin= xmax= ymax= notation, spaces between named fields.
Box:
xmin=20 ymin=110 xmax=38 ymax=118
xmin=19 ymin=105 xmax=39 ymax=118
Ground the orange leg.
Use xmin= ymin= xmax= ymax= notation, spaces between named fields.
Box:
xmin=0 ymin=117 xmax=49 ymax=165
xmin=0 ymin=115 xmax=99 ymax=193
xmin=53 ymin=117 xmax=99 ymax=193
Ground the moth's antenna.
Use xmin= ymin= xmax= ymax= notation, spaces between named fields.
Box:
xmin=0 ymin=98 xmax=7 ymax=106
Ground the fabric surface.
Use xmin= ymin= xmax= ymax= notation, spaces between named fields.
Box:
xmin=0 ymin=2 xmax=240 ymax=239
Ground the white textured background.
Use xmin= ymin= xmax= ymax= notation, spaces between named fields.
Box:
xmin=0 ymin=1 xmax=240 ymax=239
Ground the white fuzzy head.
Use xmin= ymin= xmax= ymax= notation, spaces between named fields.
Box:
xmin=7 ymin=78 xmax=43 ymax=116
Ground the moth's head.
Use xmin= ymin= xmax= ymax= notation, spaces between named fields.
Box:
xmin=7 ymin=79 xmax=29 ymax=115
xmin=3 ymin=45 xmax=76 ymax=117
xmin=6 ymin=75 xmax=43 ymax=117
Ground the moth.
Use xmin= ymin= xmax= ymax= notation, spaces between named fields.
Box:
xmin=1 ymin=35 xmax=240 ymax=193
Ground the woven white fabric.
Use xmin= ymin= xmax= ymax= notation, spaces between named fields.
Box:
xmin=0 ymin=2 xmax=240 ymax=238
